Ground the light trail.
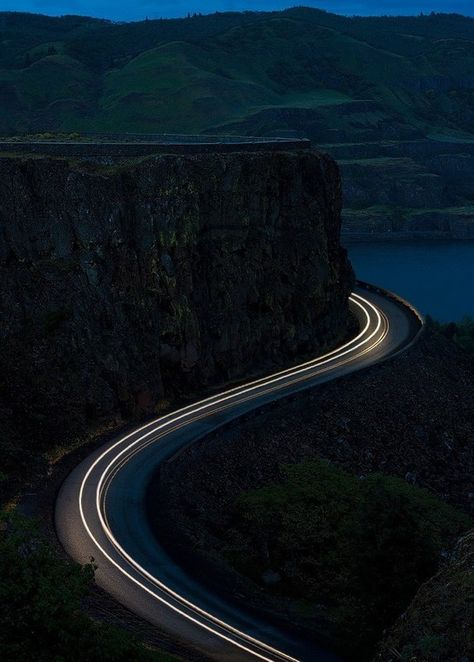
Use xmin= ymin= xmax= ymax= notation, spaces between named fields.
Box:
xmin=75 ymin=292 xmax=389 ymax=662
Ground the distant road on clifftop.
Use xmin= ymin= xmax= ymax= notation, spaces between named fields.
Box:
xmin=0 ymin=134 xmax=311 ymax=156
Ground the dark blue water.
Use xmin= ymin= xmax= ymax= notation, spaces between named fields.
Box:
xmin=346 ymin=240 xmax=474 ymax=322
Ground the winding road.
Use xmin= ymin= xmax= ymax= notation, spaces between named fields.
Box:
xmin=55 ymin=283 xmax=423 ymax=662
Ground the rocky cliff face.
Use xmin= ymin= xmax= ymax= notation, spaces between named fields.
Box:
xmin=326 ymin=141 xmax=474 ymax=240
xmin=0 ymin=150 xmax=353 ymax=459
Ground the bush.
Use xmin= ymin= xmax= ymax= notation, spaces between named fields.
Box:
xmin=230 ymin=461 xmax=472 ymax=659
xmin=427 ymin=315 xmax=474 ymax=354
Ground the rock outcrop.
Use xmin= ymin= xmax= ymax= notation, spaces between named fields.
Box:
xmin=376 ymin=531 xmax=474 ymax=662
xmin=0 ymin=149 xmax=353 ymax=457
xmin=324 ymin=141 xmax=474 ymax=240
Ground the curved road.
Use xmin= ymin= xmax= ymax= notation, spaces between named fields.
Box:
xmin=55 ymin=284 xmax=423 ymax=662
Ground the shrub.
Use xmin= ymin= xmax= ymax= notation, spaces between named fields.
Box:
xmin=0 ymin=513 xmax=175 ymax=662
xmin=427 ymin=315 xmax=474 ymax=354
xmin=231 ymin=461 xmax=472 ymax=659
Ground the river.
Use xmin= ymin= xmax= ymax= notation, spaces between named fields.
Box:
xmin=345 ymin=240 xmax=474 ymax=322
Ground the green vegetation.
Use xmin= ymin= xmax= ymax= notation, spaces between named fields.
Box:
xmin=2 ymin=9 xmax=474 ymax=139
xmin=0 ymin=512 xmax=178 ymax=662
xmin=229 ymin=461 xmax=472 ymax=659
xmin=4 ymin=9 xmax=474 ymax=224
xmin=428 ymin=315 xmax=474 ymax=353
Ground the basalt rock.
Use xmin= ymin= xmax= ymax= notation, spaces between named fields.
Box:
xmin=376 ymin=530 xmax=474 ymax=662
xmin=0 ymin=149 xmax=353 ymax=453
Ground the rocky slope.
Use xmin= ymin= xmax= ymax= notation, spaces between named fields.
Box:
xmin=155 ymin=330 xmax=473 ymax=658
xmin=158 ymin=331 xmax=474 ymax=525
xmin=0 ymin=148 xmax=353 ymax=497
xmin=376 ymin=531 xmax=474 ymax=662
xmin=326 ymin=140 xmax=474 ymax=240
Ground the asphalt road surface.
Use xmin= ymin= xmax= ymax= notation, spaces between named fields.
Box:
xmin=55 ymin=284 xmax=423 ymax=662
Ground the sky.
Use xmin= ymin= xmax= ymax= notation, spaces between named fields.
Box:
xmin=1 ymin=0 xmax=473 ymax=22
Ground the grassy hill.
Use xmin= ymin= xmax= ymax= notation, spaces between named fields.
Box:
xmin=2 ymin=8 xmax=474 ymax=138
xmin=3 ymin=8 xmax=474 ymax=236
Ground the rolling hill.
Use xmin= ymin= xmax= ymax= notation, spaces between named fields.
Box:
xmin=2 ymin=8 xmax=474 ymax=138
xmin=2 ymin=8 xmax=474 ymax=236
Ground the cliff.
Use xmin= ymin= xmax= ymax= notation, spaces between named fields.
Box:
xmin=330 ymin=142 xmax=474 ymax=241
xmin=0 ymin=149 xmax=353 ymax=494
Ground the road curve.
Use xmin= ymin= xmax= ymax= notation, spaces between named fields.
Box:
xmin=55 ymin=284 xmax=423 ymax=662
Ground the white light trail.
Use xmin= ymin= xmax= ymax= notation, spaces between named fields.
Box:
xmin=77 ymin=292 xmax=387 ymax=661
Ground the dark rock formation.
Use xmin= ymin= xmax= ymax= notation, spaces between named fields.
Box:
xmin=340 ymin=157 xmax=446 ymax=210
xmin=342 ymin=206 xmax=474 ymax=240
xmin=0 ymin=149 xmax=353 ymax=460
xmin=376 ymin=531 xmax=474 ymax=662
xmin=324 ymin=141 xmax=474 ymax=240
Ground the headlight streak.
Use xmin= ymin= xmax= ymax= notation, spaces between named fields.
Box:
xmin=78 ymin=293 xmax=387 ymax=662
xmin=101 ymin=311 xmax=390 ymax=511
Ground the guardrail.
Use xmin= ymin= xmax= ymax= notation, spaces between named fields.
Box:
xmin=356 ymin=279 xmax=425 ymax=358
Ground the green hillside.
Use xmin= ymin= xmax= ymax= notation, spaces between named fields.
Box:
xmin=2 ymin=8 xmax=474 ymax=139
xmin=3 ymin=8 xmax=474 ymax=237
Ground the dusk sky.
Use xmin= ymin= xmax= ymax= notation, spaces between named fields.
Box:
xmin=1 ymin=1 xmax=474 ymax=21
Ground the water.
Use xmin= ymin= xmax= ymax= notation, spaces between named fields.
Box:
xmin=346 ymin=240 xmax=474 ymax=322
